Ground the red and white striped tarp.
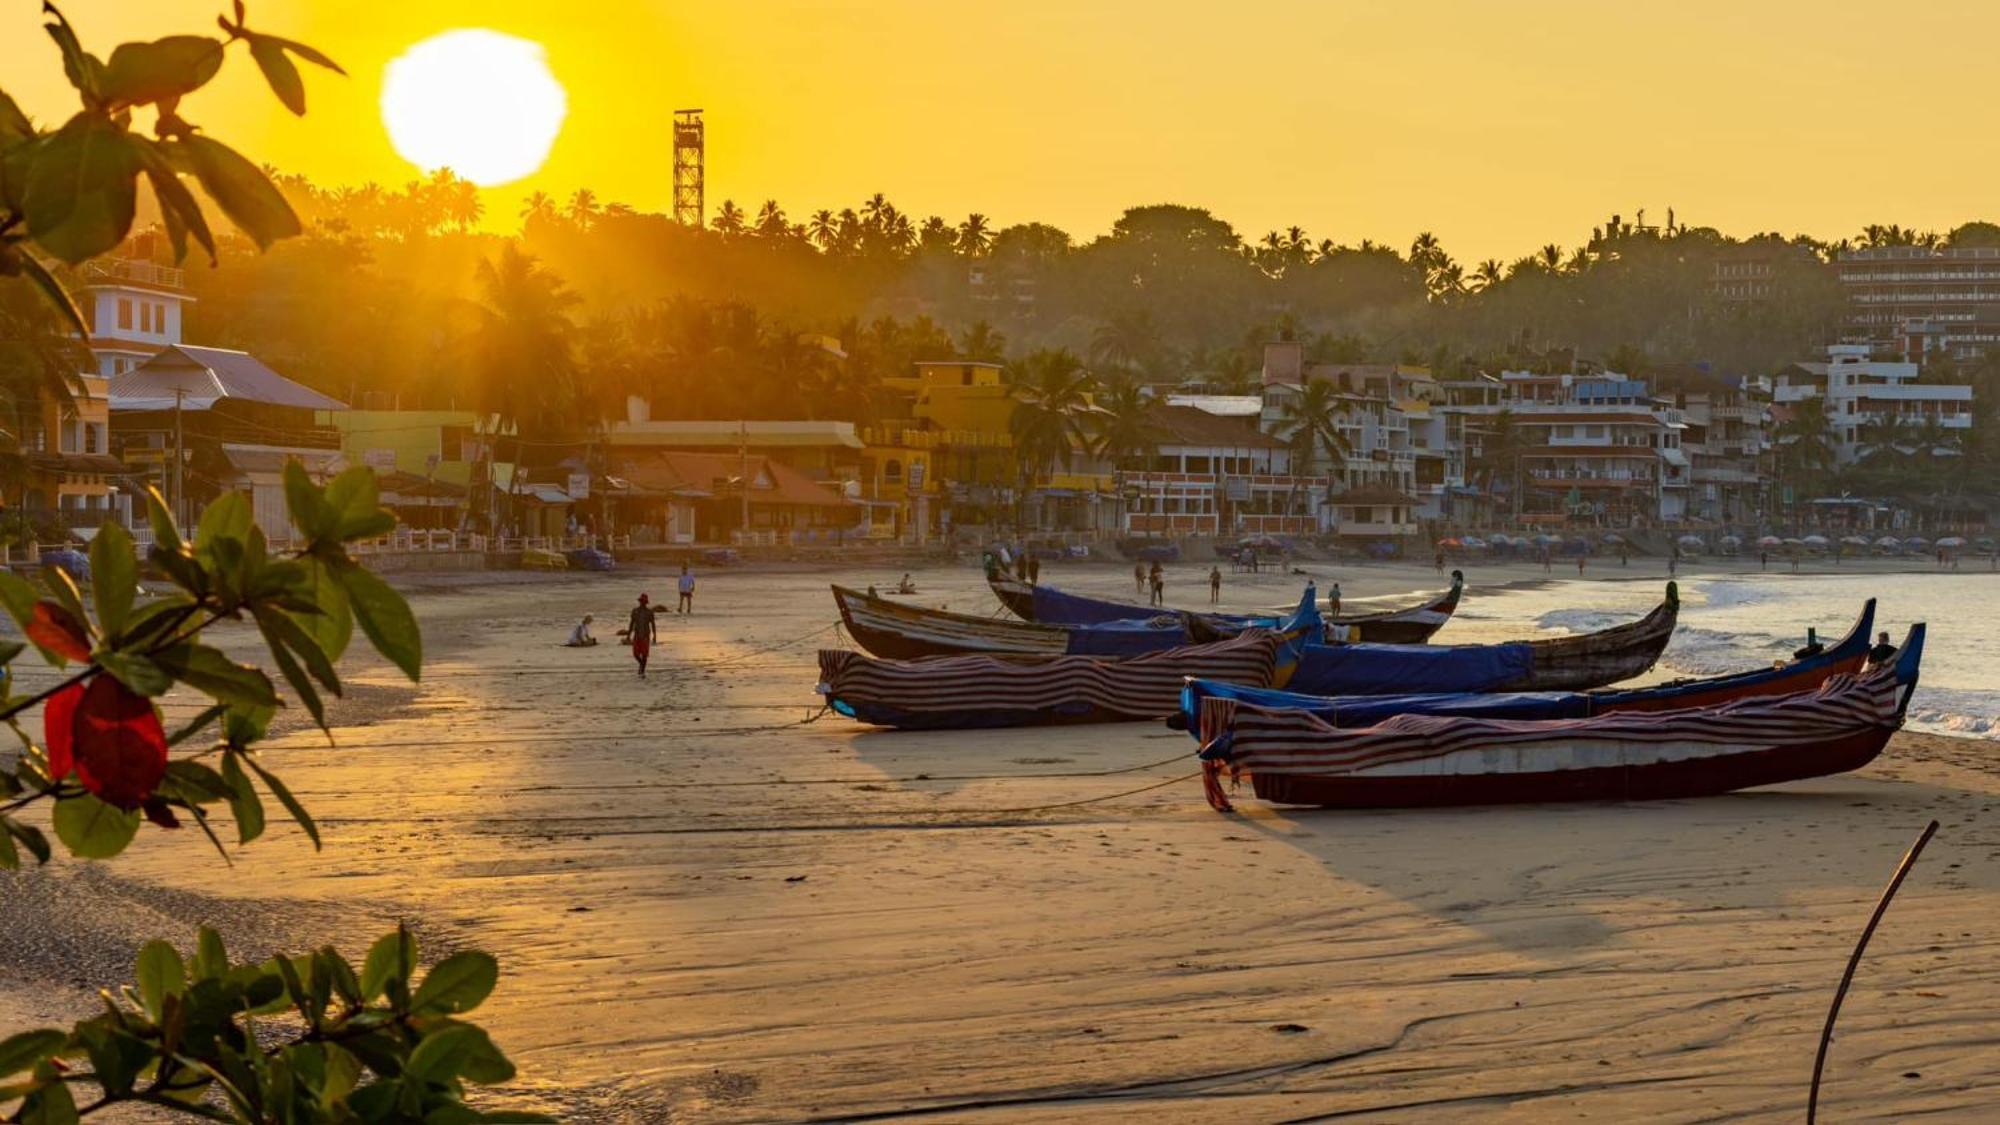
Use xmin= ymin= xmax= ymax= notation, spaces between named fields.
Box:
xmin=820 ymin=631 xmax=1282 ymax=727
xmin=1202 ymin=668 xmax=1903 ymax=785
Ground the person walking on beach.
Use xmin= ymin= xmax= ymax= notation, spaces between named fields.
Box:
xmin=677 ymin=564 xmax=695 ymax=614
xmin=1328 ymin=582 xmax=1341 ymax=618
xmin=1028 ymin=553 xmax=1041 ymax=584
xmin=1577 ymin=554 xmax=1586 ymax=578
xmin=1209 ymin=565 xmax=1222 ymax=604
xmin=1759 ymin=549 xmax=1768 ymax=570
xmin=1134 ymin=562 xmax=1146 ymax=594
xmin=1541 ymin=549 xmax=1551 ymax=575
xmin=628 ymin=593 xmax=659 ymax=678
xmin=1148 ymin=561 xmax=1165 ymax=607
xmin=1668 ymin=553 xmax=1678 ymax=578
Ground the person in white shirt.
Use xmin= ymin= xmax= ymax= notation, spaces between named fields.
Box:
xmin=565 ymin=614 xmax=597 ymax=647
xmin=677 ymin=565 xmax=695 ymax=614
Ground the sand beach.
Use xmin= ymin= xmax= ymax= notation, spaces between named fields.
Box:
xmin=3 ymin=555 xmax=1999 ymax=1122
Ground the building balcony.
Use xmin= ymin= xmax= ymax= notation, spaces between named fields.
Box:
xmin=81 ymin=259 xmax=184 ymax=290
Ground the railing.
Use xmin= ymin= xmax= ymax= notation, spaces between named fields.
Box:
xmin=82 ymin=259 xmax=185 ymax=289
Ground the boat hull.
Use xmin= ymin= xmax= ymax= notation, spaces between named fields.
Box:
xmin=1242 ymin=724 xmax=1893 ymax=808
xmin=989 ymin=573 xmax=1460 ymax=644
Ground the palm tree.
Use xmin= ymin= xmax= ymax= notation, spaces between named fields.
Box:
xmin=1774 ymin=395 xmax=1836 ymax=510
xmin=956 ymin=213 xmax=993 ymax=257
xmin=1007 ymin=349 xmax=1093 ymax=513
xmin=0 ymin=280 xmax=88 ymax=508
xmin=1472 ymin=407 xmax=1525 ymax=519
xmin=1537 ymin=243 xmax=1564 ymax=272
xmin=519 ymin=191 xmax=559 ymax=231
xmin=917 ymin=215 xmax=955 ymax=253
xmin=1473 ymin=259 xmax=1504 ymax=290
xmin=711 ymin=199 xmax=746 ymax=237
xmin=1089 ymin=310 xmax=1160 ymax=380
xmin=959 ymin=321 xmax=1007 ymax=363
xmin=1276 ymin=380 xmax=1351 ymax=477
xmin=753 ymin=199 xmax=788 ymax=239
xmin=1088 ymin=376 xmax=1159 ymax=471
xmin=807 ymin=209 xmax=838 ymax=251
xmin=566 ymin=189 xmax=601 ymax=229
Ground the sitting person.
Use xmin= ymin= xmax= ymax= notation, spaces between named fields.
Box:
xmin=895 ymin=573 xmax=917 ymax=594
xmin=1867 ymin=630 xmax=1898 ymax=666
xmin=564 ymin=614 xmax=598 ymax=647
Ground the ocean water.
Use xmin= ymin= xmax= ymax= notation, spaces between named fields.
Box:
xmin=1446 ymin=572 xmax=1999 ymax=739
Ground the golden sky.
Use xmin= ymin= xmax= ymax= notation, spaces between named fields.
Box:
xmin=6 ymin=1 xmax=1996 ymax=262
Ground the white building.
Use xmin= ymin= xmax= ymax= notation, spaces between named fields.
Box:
xmin=80 ymin=257 xmax=191 ymax=378
xmin=1118 ymin=405 xmax=1324 ymax=538
xmin=1772 ymin=344 xmax=1974 ymax=464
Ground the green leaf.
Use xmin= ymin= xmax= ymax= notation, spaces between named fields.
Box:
xmin=194 ymin=926 xmax=228 ymax=979
xmin=135 ymin=939 xmax=186 ymax=1020
xmin=193 ymin=490 xmax=252 ymax=554
xmin=249 ymin=37 xmax=305 ymax=115
xmin=18 ymin=1076 xmax=76 ymax=1125
xmin=4 ymin=818 xmax=51 ymax=864
xmin=41 ymin=4 xmax=103 ymax=103
xmin=254 ymin=605 xmax=339 ymax=696
xmin=176 ymin=135 xmax=300 ymax=249
xmin=358 ymin=929 xmax=407 ymax=1002
xmin=145 ymin=485 xmax=183 ymax=553
xmin=163 ymin=758 xmax=234 ymax=800
xmin=96 ymin=651 xmax=172 ymax=696
xmin=241 ymin=753 xmax=319 ymax=849
xmin=284 ymin=460 xmax=335 ymax=542
xmin=0 ymin=91 xmax=32 ymax=145
xmin=23 ymin=113 xmax=140 ymax=263
xmin=88 ymin=523 xmax=136 ymax=636
xmin=294 ymin=556 xmax=352 ymax=661
xmin=155 ymin=644 xmax=279 ymax=708
xmin=0 ymin=1029 xmax=65 ymax=1079
xmin=453 ymin=1026 xmax=517 ymax=1085
xmin=264 ymin=34 xmax=346 ymax=75
xmin=99 ymin=36 xmax=224 ymax=106
xmin=15 ymin=253 xmax=89 ymax=340
xmin=219 ymin=751 xmax=264 ymax=845
xmin=0 ymin=640 xmax=23 ymax=666
xmin=43 ymin=568 xmax=88 ymax=631
xmin=338 ymin=564 xmax=421 ymax=681
xmin=133 ymin=136 xmax=214 ymax=264
xmin=263 ymin=626 xmax=325 ymax=730
xmin=410 ymin=951 xmax=497 ymax=1015
xmin=50 ymin=793 xmax=140 ymax=859
xmin=404 ymin=1024 xmax=480 ymax=1084
xmin=0 ymin=569 xmax=36 ymax=631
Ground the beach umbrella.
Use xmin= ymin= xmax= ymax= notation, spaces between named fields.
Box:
xmin=1719 ymin=534 xmax=1742 ymax=546
xmin=1601 ymin=532 xmax=1626 ymax=544
xmin=1937 ymin=536 xmax=1966 ymax=547
xmin=1904 ymin=536 xmax=1931 ymax=549
xmin=1532 ymin=534 xmax=1557 ymax=545
xmin=1676 ymin=534 xmax=1704 ymax=548
xmin=1462 ymin=536 xmax=1487 ymax=550
xmin=1436 ymin=537 xmax=1462 ymax=548
xmin=1757 ymin=535 xmax=1784 ymax=547
xmin=1802 ymin=534 xmax=1829 ymax=546
xmin=1841 ymin=535 xmax=1870 ymax=547
xmin=1976 ymin=537 xmax=1996 ymax=552
xmin=1875 ymin=536 xmax=1901 ymax=548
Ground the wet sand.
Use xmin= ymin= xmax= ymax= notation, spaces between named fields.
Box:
xmin=4 ymin=558 xmax=2000 ymax=1121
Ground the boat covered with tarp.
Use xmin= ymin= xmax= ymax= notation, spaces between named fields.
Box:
xmin=989 ymin=571 xmax=1461 ymax=645
xmin=1177 ymin=598 xmax=1874 ymax=732
xmin=832 ymin=584 xmax=1320 ymax=662
xmin=818 ymin=629 xmax=1299 ymax=730
xmin=1277 ymin=583 xmax=1680 ymax=697
xmin=1194 ymin=622 xmax=1923 ymax=810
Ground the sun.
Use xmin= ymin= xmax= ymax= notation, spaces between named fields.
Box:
xmin=380 ymin=29 xmax=567 ymax=188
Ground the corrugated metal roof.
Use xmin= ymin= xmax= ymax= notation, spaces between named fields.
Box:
xmin=111 ymin=345 xmax=349 ymax=413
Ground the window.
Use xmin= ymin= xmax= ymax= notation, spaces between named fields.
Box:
xmin=84 ymin=424 xmax=99 ymax=454
xmin=117 ymin=298 xmax=133 ymax=330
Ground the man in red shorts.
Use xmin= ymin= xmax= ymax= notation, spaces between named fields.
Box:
xmin=628 ymin=593 xmax=659 ymax=677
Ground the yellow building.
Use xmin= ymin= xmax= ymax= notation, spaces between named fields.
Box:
xmin=23 ymin=373 xmax=127 ymax=529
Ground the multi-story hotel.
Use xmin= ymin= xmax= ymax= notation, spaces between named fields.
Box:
xmin=1837 ymin=246 xmax=2000 ymax=359
xmin=1771 ymin=344 xmax=1975 ymax=465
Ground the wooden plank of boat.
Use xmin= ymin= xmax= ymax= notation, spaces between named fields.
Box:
xmin=1503 ymin=581 xmax=1681 ymax=690
xmin=817 ymin=631 xmax=1285 ymax=730
xmin=989 ymin=571 xmax=1462 ymax=644
xmin=1175 ymin=598 xmax=1876 ymax=731
xmin=1197 ymin=623 xmax=1924 ymax=811
xmin=832 ymin=585 xmax=1071 ymax=660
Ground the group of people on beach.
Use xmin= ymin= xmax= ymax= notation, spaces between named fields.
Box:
xmin=563 ymin=564 xmax=698 ymax=677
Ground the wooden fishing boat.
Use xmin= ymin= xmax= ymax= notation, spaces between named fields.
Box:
xmin=989 ymin=571 xmax=1462 ymax=644
xmin=1177 ymin=598 xmax=1875 ymax=731
xmin=1280 ymin=583 xmax=1679 ymax=697
xmin=1195 ymin=622 xmax=1924 ymax=811
xmin=831 ymin=584 xmax=1319 ymax=662
xmin=817 ymin=630 xmax=1295 ymax=730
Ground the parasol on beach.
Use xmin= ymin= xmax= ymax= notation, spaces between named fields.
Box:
xmin=1937 ymin=536 xmax=1967 ymax=548
xmin=1841 ymin=535 xmax=1871 ymax=547
xmin=1757 ymin=535 xmax=1784 ymax=548
xmin=1875 ymin=536 xmax=1902 ymax=549
xmin=1802 ymin=534 xmax=1830 ymax=547
xmin=1676 ymin=534 xmax=1704 ymax=548
xmin=1904 ymin=536 xmax=1932 ymax=550
xmin=1601 ymin=532 xmax=1626 ymax=544
xmin=1462 ymin=536 xmax=1488 ymax=550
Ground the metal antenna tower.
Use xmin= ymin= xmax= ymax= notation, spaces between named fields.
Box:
xmin=673 ymin=109 xmax=705 ymax=228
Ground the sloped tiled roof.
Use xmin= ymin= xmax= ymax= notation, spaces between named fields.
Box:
xmin=1147 ymin=404 xmax=1281 ymax=450
xmin=617 ymin=451 xmax=855 ymax=508
xmin=112 ymin=345 xmax=348 ymax=412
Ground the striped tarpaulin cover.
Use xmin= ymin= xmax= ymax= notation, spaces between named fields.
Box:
xmin=1201 ymin=668 xmax=1902 ymax=781
xmin=820 ymin=631 xmax=1282 ymax=723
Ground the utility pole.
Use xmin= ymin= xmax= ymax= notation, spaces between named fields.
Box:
xmin=172 ymin=388 xmax=185 ymax=527
xmin=738 ymin=419 xmax=750 ymax=538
